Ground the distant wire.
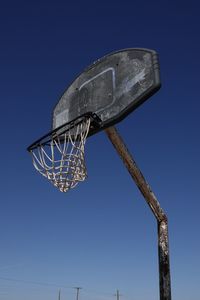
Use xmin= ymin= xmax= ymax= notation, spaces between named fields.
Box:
xmin=0 ymin=276 xmax=73 ymax=289
xmin=83 ymin=288 xmax=114 ymax=297
xmin=83 ymin=288 xmax=134 ymax=300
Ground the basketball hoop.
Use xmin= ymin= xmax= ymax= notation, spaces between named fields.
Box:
xmin=27 ymin=113 xmax=101 ymax=192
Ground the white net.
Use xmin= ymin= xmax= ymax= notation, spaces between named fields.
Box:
xmin=30 ymin=117 xmax=91 ymax=192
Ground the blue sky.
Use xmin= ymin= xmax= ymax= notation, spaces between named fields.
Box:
xmin=0 ymin=1 xmax=200 ymax=299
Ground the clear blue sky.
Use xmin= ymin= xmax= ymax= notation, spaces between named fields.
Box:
xmin=0 ymin=1 xmax=199 ymax=300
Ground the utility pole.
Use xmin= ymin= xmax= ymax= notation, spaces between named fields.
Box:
xmin=74 ymin=287 xmax=82 ymax=300
xmin=58 ymin=289 xmax=61 ymax=300
xmin=114 ymin=290 xmax=121 ymax=300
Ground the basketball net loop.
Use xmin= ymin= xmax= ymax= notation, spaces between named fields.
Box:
xmin=30 ymin=117 xmax=91 ymax=192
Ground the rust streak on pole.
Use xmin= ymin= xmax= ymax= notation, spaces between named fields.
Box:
xmin=105 ymin=126 xmax=171 ymax=300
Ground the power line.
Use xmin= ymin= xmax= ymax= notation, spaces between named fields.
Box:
xmin=82 ymin=288 xmax=114 ymax=297
xmin=0 ymin=276 xmax=72 ymax=289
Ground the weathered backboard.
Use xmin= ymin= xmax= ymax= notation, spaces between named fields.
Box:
xmin=53 ymin=48 xmax=160 ymax=135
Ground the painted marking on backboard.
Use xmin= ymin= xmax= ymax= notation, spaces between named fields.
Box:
xmin=79 ymin=67 xmax=116 ymax=114
xmin=79 ymin=67 xmax=116 ymax=91
xmin=117 ymin=68 xmax=146 ymax=98
xmin=55 ymin=109 xmax=69 ymax=128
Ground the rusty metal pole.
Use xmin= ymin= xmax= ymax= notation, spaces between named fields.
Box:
xmin=158 ymin=219 xmax=171 ymax=300
xmin=105 ymin=126 xmax=171 ymax=300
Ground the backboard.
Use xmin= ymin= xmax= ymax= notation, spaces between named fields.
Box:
xmin=53 ymin=48 xmax=161 ymax=136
